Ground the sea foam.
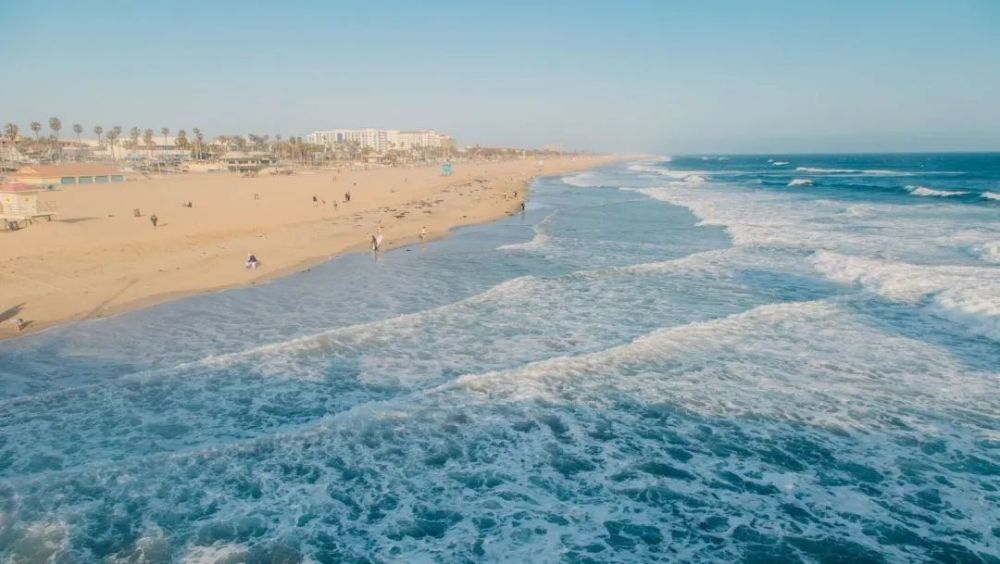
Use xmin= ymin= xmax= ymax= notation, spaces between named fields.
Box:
xmin=811 ymin=250 xmax=1000 ymax=340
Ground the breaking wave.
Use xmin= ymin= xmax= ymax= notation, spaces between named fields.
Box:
xmin=795 ymin=166 xmax=910 ymax=176
xmin=905 ymin=185 xmax=969 ymax=197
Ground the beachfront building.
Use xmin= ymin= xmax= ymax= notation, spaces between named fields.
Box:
xmin=220 ymin=151 xmax=277 ymax=175
xmin=8 ymin=164 xmax=127 ymax=187
xmin=306 ymin=129 xmax=454 ymax=153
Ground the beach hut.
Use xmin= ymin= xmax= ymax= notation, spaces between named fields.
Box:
xmin=0 ymin=183 xmax=57 ymax=229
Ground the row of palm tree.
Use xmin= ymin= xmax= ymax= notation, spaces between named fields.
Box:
xmin=2 ymin=119 xmax=212 ymax=162
xmin=3 ymin=120 xmax=454 ymax=166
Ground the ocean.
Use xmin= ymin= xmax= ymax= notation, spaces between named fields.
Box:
xmin=1 ymin=154 xmax=998 ymax=563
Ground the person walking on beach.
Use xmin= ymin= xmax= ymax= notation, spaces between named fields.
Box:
xmin=245 ymin=253 xmax=259 ymax=270
xmin=11 ymin=317 xmax=25 ymax=332
xmin=150 ymin=213 xmax=158 ymax=228
xmin=420 ymin=226 xmax=427 ymax=240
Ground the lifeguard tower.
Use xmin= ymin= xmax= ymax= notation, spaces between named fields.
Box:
xmin=0 ymin=184 xmax=58 ymax=230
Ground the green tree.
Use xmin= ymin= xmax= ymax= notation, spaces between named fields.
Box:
xmin=93 ymin=125 xmax=103 ymax=147
xmin=161 ymin=127 xmax=169 ymax=146
xmin=31 ymin=121 xmax=42 ymax=140
xmin=73 ymin=123 xmax=83 ymax=142
xmin=176 ymin=129 xmax=188 ymax=149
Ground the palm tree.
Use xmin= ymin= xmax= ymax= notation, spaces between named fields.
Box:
xmin=47 ymin=117 xmax=62 ymax=161
xmin=93 ymin=125 xmax=103 ymax=148
xmin=129 ymin=127 xmax=140 ymax=150
xmin=31 ymin=121 xmax=42 ymax=140
xmin=2 ymin=123 xmax=17 ymax=167
xmin=176 ymin=129 xmax=188 ymax=149
xmin=192 ymin=127 xmax=202 ymax=159
xmin=105 ymin=127 xmax=120 ymax=160
xmin=73 ymin=123 xmax=83 ymax=143
xmin=161 ymin=127 xmax=169 ymax=147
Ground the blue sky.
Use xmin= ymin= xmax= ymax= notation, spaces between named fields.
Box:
xmin=1 ymin=0 xmax=998 ymax=152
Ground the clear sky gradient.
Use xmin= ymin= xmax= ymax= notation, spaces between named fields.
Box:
xmin=2 ymin=0 xmax=998 ymax=153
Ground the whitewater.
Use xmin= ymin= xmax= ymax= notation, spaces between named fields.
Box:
xmin=1 ymin=154 xmax=998 ymax=562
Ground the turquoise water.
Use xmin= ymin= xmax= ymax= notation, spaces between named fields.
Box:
xmin=1 ymin=155 xmax=998 ymax=562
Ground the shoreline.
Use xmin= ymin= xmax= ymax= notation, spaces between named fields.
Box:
xmin=1 ymin=155 xmax=627 ymax=340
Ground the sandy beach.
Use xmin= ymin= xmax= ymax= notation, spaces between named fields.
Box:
xmin=0 ymin=156 xmax=619 ymax=338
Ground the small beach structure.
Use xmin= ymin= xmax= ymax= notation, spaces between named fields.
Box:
xmin=9 ymin=163 xmax=127 ymax=188
xmin=219 ymin=152 xmax=277 ymax=176
xmin=0 ymin=183 xmax=57 ymax=230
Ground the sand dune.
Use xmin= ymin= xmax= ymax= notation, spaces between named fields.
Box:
xmin=1 ymin=155 xmax=619 ymax=337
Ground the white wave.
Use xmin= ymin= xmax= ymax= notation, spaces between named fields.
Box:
xmin=811 ymin=251 xmax=1000 ymax=340
xmin=795 ymin=167 xmax=910 ymax=176
xmin=631 ymin=183 xmax=1000 ymax=263
xmin=978 ymin=241 xmax=1000 ymax=264
xmin=772 ymin=161 xmax=790 ymax=166
xmin=455 ymin=301 xmax=841 ymax=399
xmin=905 ymin=185 xmax=969 ymax=198
xmin=4 ymin=521 xmax=69 ymax=563
xmin=788 ymin=178 xmax=813 ymax=187
xmin=561 ymin=171 xmax=602 ymax=187
xmin=181 ymin=543 xmax=248 ymax=564
xmin=842 ymin=204 xmax=876 ymax=218
xmin=452 ymin=298 xmax=996 ymax=431
xmin=627 ymin=161 xmax=707 ymax=184
xmin=983 ymin=191 xmax=1000 ymax=201
xmin=497 ymin=212 xmax=555 ymax=252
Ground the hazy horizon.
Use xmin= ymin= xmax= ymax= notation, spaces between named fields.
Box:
xmin=2 ymin=0 xmax=998 ymax=153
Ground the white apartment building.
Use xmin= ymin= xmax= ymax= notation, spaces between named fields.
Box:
xmin=306 ymin=129 xmax=452 ymax=153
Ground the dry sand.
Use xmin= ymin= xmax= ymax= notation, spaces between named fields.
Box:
xmin=1 ymin=155 xmax=619 ymax=338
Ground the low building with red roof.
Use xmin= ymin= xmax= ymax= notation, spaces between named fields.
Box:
xmin=8 ymin=164 xmax=128 ymax=187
